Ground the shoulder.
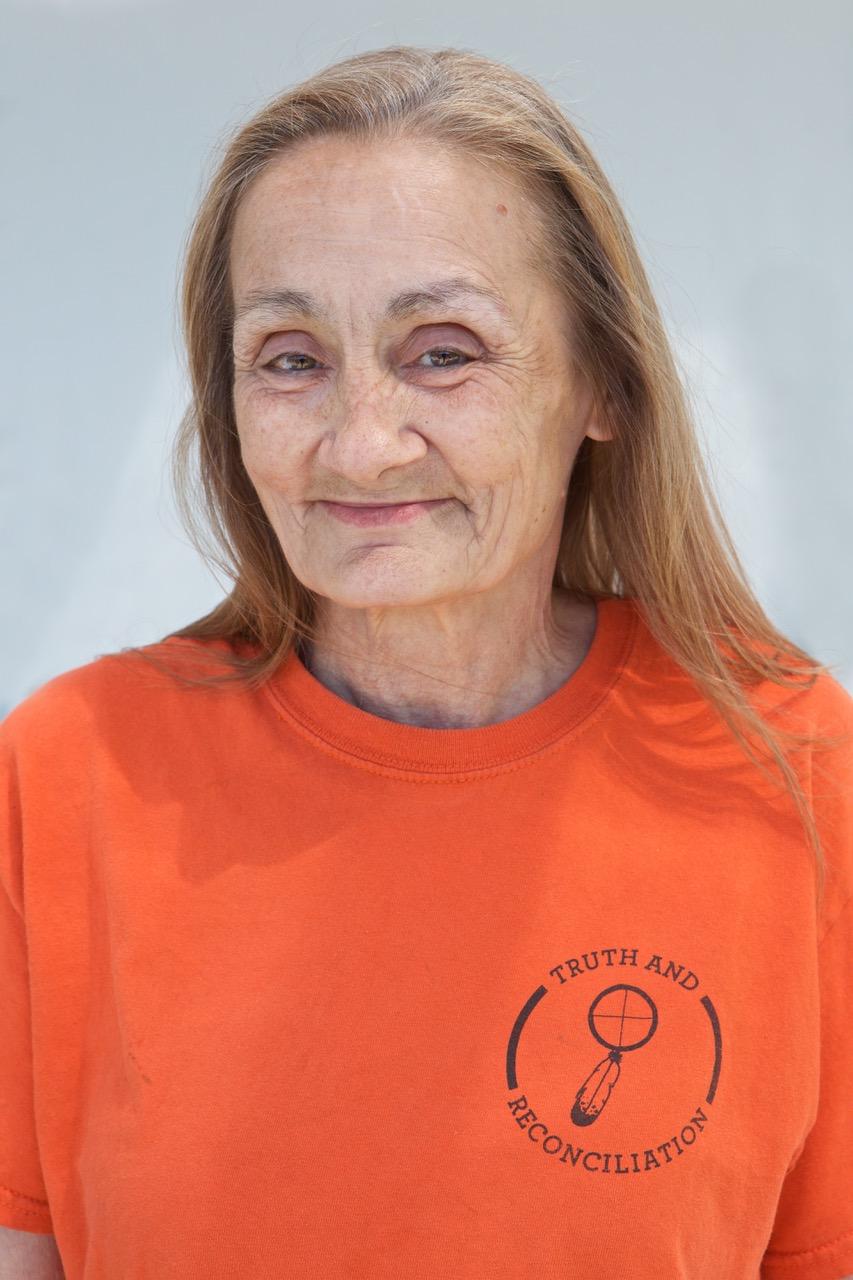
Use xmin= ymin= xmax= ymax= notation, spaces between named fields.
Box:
xmin=753 ymin=665 xmax=853 ymax=808
xmin=626 ymin=596 xmax=853 ymax=740
xmin=807 ymin=671 xmax=853 ymax=920
xmin=800 ymin=665 xmax=853 ymax=733
xmin=749 ymin=657 xmax=853 ymax=735
xmin=765 ymin=665 xmax=853 ymax=938
xmin=624 ymin=601 xmax=853 ymax=922
xmin=1 ymin=653 xmax=110 ymax=768
xmin=0 ymin=636 xmax=236 ymax=762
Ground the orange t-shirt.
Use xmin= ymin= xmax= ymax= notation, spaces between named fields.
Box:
xmin=1 ymin=596 xmax=851 ymax=1279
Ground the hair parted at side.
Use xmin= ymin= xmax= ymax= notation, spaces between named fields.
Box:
xmin=124 ymin=43 xmax=848 ymax=910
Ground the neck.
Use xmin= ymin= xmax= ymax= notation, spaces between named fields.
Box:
xmin=298 ymin=583 xmax=597 ymax=729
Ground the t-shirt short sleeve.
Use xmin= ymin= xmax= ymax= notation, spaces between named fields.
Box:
xmin=0 ymin=723 xmax=54 ymax=1233
xmin=760 ymin=895 xmax=853 ymax=1279
xmin=761 ymin=678 xmax=853 ymax=1280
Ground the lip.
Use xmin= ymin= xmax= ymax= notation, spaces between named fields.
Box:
xmin=319 ymin=498 xmax=452 ymax=527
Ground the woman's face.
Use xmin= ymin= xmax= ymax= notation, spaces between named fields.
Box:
xmin=229 ymin=135 xmax=610 ymax=610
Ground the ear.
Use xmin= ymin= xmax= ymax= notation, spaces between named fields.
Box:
xmin=585 ymin=417 xmax=614 ymax=443
xmin=582 ymin=387 xmax=614 ymax=443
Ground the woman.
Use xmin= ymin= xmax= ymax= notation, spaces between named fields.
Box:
xmin=1 ymin=45 xmax=850 ymax=1280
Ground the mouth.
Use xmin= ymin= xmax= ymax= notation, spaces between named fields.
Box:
xmin=318 ymin=498 xmax=452 ymax=527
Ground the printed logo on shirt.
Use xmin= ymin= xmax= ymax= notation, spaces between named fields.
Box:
xmin=505 ymin=946 xmax=723 ymax=1174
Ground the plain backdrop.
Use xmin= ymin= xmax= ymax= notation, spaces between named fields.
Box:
xmin=2 ymin=0 xmax=851 ymax=715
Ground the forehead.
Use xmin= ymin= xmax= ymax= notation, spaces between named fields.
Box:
xmin=228 ymin=136 xmax=544 ymax=296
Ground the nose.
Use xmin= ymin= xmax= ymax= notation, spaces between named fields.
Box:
xmin=317 ymin=371 xmax=428 ymax=485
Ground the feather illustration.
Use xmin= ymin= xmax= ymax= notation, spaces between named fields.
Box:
xmin=571 ymin=1051 xmax=622 ymax=1126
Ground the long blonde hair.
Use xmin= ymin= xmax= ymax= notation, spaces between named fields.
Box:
xmin=135 ymin=45 xmax=846 ymax=910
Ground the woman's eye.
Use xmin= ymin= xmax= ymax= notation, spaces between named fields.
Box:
xmin=414 ymin=347 xmax=472 ymax=369
xmin=265 ymin=352 xmax=321 ymax=374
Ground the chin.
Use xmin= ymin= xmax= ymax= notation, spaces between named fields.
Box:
xmin=312 ymin=565 xmax=451 ymax=610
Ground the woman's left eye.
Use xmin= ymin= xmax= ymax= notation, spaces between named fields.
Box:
xmin=414 ymin=347 xmax=473 ymax=369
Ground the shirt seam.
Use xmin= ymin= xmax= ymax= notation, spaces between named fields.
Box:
xmin=763 ymin=1222 xmax=853 ymax=1260
xmin=0 ymin=1181 xmax=51 ymax=1210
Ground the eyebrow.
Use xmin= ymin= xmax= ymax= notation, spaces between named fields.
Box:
xmin=232 ymin=275 xmax=514 ymax=328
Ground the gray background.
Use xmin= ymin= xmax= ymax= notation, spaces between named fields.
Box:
xmin=2 ymin=0 xmax=851 ymax=715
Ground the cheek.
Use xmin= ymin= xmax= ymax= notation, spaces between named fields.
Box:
xmin=433 ymin=379 xmax=536 ymax=487
xmin=443 ymin=411 xmax=555 ymax=499
xmin=235 ymin=401 xmax=308 ymax=493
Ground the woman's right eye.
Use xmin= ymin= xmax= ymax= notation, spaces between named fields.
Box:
xmin=265 ymin=352 xmax=321 ymax=374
